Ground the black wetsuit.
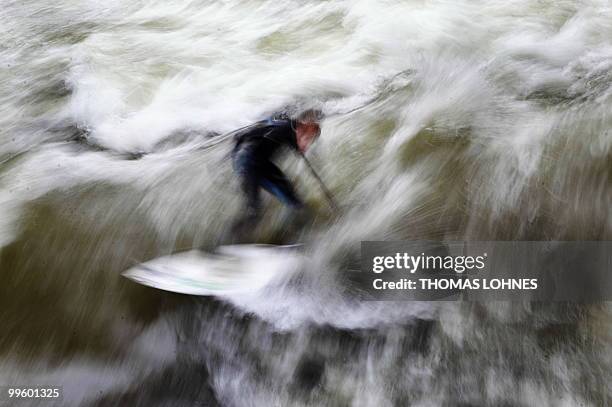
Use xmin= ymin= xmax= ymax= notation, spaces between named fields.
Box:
xmin=231 ymin=118 xmax=303 ymax=218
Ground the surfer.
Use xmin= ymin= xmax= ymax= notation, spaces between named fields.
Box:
xmin=230 ymin=109 xmax=322 ymax=238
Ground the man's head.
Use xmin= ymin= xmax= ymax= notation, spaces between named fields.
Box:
xmin=295 ymin=109 xmax=322 ymax=153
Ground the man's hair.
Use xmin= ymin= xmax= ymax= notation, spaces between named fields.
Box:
xmin=297 ymin=109 xmax=323 ymax=123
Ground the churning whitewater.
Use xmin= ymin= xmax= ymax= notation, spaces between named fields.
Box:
xmin=1 ymin=0 xmax=611 ymax=405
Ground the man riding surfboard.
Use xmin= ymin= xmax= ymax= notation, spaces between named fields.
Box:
xmin=230 ymin=109 xmax=323 ymax=239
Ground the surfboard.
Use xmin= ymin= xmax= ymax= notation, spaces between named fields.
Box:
xmin=122 ymin=244 xmax=302 ymax=296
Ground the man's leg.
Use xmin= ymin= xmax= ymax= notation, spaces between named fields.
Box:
xmin=230 ymin=151 xmax=262 ymax=242
xmin=258 ymin=163 xmax=310 ymax=242
xmin=258 ymin=163 xmax=303 ymax=209
xmin=233 ymin=174 xmax=260 ymax=232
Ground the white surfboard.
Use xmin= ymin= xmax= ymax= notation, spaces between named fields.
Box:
xmin=122 ymin=244 xmax=303 ymax=296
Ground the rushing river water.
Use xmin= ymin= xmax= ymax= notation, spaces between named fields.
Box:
xmin=1 ymin=0 xmax=611 ymax=406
